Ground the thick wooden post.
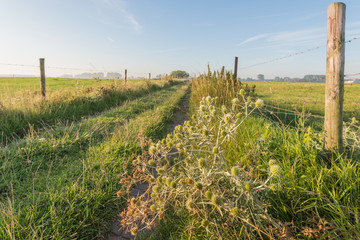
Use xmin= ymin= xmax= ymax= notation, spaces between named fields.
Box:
xmin=234 ymin=56 xmax=238 ymax=82
xmin=125 ymin=69 xmax=127 ymax=86
xmin=325 ymin=2 xmax=346 ymax=152
xmin=39 ymin=58 xmax=46 ymax=98
xmin=149 ymin=73 xmax=151 ymax=80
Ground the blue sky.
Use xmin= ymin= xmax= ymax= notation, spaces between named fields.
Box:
xmin=0 ymin=0 xmax=359 ymax=78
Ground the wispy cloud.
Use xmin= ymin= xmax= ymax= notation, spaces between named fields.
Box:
xmin=107 ymin=36 xmax=115 ymax=42
xmin=237 ymin=28 xmax=325 ymax=48
xmin=153 ymin=48 xmax=187 ymax=54
xmin=237 ymin=34 xmax=269 ymax=46
xmin=101 ymin=0 xmax=141 ymax=33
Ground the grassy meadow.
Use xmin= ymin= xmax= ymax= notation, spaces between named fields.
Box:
xmin=244 ymin=81 xmax=360 ymax=128
xmin=0 ymin=79 xmax=190 ymax=239
xmin=0 ymin=77 xmax=180 ymax=145
xmin=0 ymin=77 xmax=117 ymax=95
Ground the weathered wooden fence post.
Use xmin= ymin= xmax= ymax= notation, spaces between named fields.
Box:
xmin=325 ymin=2 xmax=346 ymax=152
xmin=39 ymin=58 xmax=46 ymax=98
xmin=125 ymin=69 xmax=127 ymax=86
xmin=234 ymin=56 xmax=238 ymax=82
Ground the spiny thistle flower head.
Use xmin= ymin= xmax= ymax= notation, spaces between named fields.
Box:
xmin=232 ymin=207 xmax=239 ymax=217
xmin=243 ymin=181 xmax=253 ymax=192
xmin=200 ymin=105 xmax=206 ymax=112
xmin=268 ymin=159 xmax=277 ymax=166
xmin=157 ymin=176 xmax=163 ymax=184
xmin=149 ymin=146 xmax=157 ymax=155
xmin=232 ymin=98 xmax=240 ymax=105
xmin=205 ymin=191 xmax=212 ymax=200
xmin=130 ymin=227 xmax=138 ymax=236
xmin=170 ymin=181 xmax=177 ymax=189
xmin=148 ymin=160 xmax=155 ymax=166
xmin=239 ymin=89 xmax=245 ymax=96
xmin=150 ymin=204 xmax=157 ymax=211
xmin=152 ymin=185 xmax=160 ymax=193
xmin=205 ymin=96 xmax=212 ymax=103
xmin=157 ymin=167 xmax=165 ymax=175
xmin=211 ymin=195 xmax=221 ymax=206
xmin=236 ymin=113 xmax=242 ymax=119
xmin=270 ymin=184 xmax=277 ymax=191
xmin=166 ymin=177 xmax=172 ymax=186
xmin=255 ymin=99 xmax=264 ymax=108
xmin=231 ymin=166 xmax=241 ymax=177
xmin=270 ymin=165 xmax=281 ymax=177
xmin=194 ymin=182 xmax=203 ymax=190
xmin=224 ymin=114 xmax=232 ymax=124
xmin=186 ymin=199 xmax=194 ymax=210
xmin=186 ymin=178 xmax=194 ymax=185
xmin=198 ymin=158 xmax=205 ymax=168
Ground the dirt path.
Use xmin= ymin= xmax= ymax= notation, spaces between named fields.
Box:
xmin=107 ymin=92 xmax=190 ymax=240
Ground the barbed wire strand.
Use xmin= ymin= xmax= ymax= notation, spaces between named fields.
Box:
xmin=239 ymin=34 xmax=360 ymax=70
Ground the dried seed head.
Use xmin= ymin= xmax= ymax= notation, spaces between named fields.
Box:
xmin=130 ymin=198 xmax=137 ymax=206
xmin=116 ymin=191 xmax=122 ymax=198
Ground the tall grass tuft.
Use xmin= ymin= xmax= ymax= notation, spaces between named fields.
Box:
xmin=190 ymin=66 xmax=255 ymax=112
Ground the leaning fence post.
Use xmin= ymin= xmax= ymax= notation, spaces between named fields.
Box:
xmin=39 ymin=58 xmax=46 ymax=98
xmin=325 ymin=2 xmax=346 ymax=152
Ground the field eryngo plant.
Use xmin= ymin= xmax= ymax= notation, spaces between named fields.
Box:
xmin=119 ymin=94 xmax=281 ymax=238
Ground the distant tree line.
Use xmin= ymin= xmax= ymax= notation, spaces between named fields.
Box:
xmin=170 ymin=70 xmax=189 ymax=79
xmin=68 ymin=72 xmax=123 ymax=79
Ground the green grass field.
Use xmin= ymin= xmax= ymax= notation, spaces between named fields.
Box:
xmin=244 ymin=81 xmax=360 ymax=128
xmin=0 ymin=78 xmax=180 ymax=145
xmin=0 ymin=80 xmax=189 ymax=239
xmin=0 ymin=77 xmax=119 ymax=95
